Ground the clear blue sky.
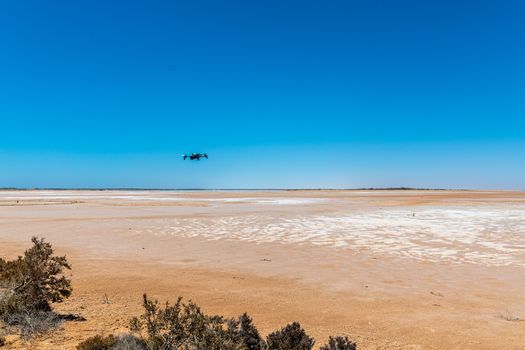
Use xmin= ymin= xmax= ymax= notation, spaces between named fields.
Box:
xmin=1 ymin=0 xmax=524 ymax=189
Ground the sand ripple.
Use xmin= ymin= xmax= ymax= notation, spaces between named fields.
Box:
xmin=141 ymin=206 xmax=525 ymax=266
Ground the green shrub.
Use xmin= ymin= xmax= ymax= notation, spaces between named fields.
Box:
xmin=319 ymin=336 xmax=356 ymax=350
xmin=0 ymin=237 xmax=72 ymax=338
xmin=76 ymin=334 xmax=145 ymax=350
xmin=266 ymin=322 xmax=315 ymax=350
xmin=227 ymin=312 xmax=264 ymax=350
xmin=78 ymin=294 xmax=358 ymax=350
xmin=113 ymin=334 xmax=146 ymax=350
xmin=129 ymin=294 xmax=246 ymax=350
xmin=76 ymin=334 xmax=118 ymax=350
xmin=0 ymin=237 xmax=72 ymax=314
xmin=1 ymin=309 xmax=61 ymax=339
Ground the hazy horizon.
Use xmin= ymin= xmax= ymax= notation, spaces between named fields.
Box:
xmin=0 ymin=186 xmax=521 ymax=192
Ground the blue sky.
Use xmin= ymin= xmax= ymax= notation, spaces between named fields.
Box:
xmin=0 ymin=0 xmax=524 ymax=189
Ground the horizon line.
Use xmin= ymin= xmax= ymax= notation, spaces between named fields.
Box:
xmin=0 ymin=187 xmax=513 ymax=192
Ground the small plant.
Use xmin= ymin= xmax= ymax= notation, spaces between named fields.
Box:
xmin=0 ymin=237 xmax=72 ymax=314
xmin=319 ymin=336 xmax=357 ymax=350
xmin=266 ymin=322 xmax=315 ymax=350
xmin=76 ymin=334 xmax=146 ymax=350
xmin=0 ymin=237 xmax=72 ymax=338
xmin=77 ymin=294 xmax=357 ymax=350
xmin=129 ymin=294 xmax=246 ymax=350
xmin=227 ymin=312 xmax=264 ymax=350
xmin=77 ymin=334 xmax=118 ymax=350
xmin=499 ymin=310 xmax=521 ymax=322
xmin=1 ymin=309 xmax=61 ymax=339
xmin=113 ymin=334 xmax=146 ymax=350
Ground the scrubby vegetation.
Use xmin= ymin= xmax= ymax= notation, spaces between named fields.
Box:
xmin=0 ymin=237 xmax=72 ymax=338
xmin=1 ymin=238 xmax=358 ymax=349
xmin=266 ymin=322 xmax=315 ymax=350
xmin=319 ymin=336 xmax=356 ymax=350
xmin=77 ymin=294 xmax=356 ymax=350
xmin=76 ymin=334 xmax=120 ymax=350
xmin=76 ymin=334 xmax=146 ymax=350
xmin=227 ymin=313 xmax=264 ymax=350
xmin=127 ymin=294 xmax=247 ymax=350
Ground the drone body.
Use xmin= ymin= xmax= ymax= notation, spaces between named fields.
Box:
xmin=182 ymin=153 xmax=208 ymax=160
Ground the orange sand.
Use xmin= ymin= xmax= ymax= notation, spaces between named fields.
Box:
xmin=1 ymin=190 xmax=524 ymax=349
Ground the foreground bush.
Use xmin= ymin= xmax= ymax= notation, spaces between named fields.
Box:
xmin=0 ymin=237 xmax=72 ymax=338
xmin=266 ymin=322 xmax=315 ymax=350
xmin=319 ymin=336 xmax=356 ymax=350
xmin=76 ymin=334 xmax=146 ymax=350
xmin=227 ymin=313 xmax=264 ymax=350
xmin=128 ymin=294 xmax=247 ymax=350
xmin=78 ymin=294 xmax=356 ymax=350
xmin=0 ymin=309 xmax=62 ymax=339
xmin=77 ymin=334 xmax=119 ymax=350
xmin=0 ymin=237 xmax=72 ymax=313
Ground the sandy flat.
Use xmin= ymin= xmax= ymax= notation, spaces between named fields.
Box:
xmin=1 ymin=190 xmax=524 ymax=349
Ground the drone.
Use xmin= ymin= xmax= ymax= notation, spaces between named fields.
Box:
xmin=182 ymin=153 xmax=208 ymax=160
